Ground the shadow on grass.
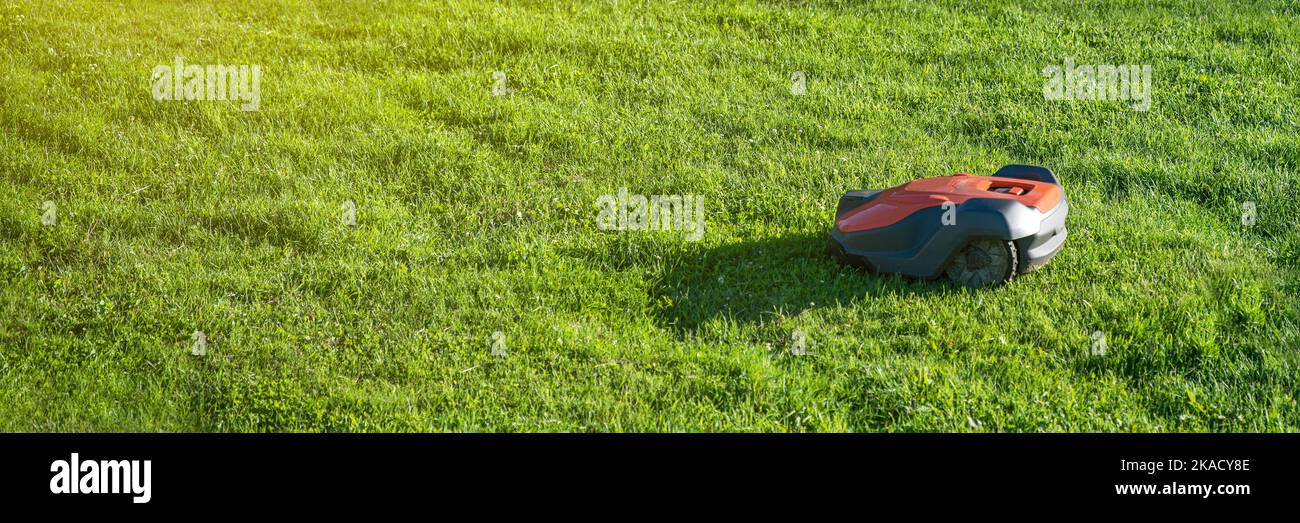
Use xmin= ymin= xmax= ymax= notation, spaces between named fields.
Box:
xmin=653 ymin=231 xmax=958 ymax=333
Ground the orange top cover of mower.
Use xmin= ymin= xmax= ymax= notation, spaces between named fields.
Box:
xmin=837 ymin=173 xmax=1063 ymax=232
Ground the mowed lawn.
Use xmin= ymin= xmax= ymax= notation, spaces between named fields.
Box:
xmin=1 ymin=0 xmax=1297 ymax=431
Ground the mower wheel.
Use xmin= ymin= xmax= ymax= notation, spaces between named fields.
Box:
xmin=945 ymin=239 xmax=1017 ymax=286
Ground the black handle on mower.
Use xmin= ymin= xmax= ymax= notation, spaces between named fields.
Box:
xmin=994 ymin=164 xmax=1060 ymax=185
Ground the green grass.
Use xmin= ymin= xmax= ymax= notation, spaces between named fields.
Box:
xmin=1 ymin=0 xmax=1297 ymax=431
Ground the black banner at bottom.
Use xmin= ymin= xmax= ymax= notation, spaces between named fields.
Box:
xmin=0 ymin=434 xmax=1291 ymax=512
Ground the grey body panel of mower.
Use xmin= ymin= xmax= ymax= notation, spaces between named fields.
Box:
xmin=827 ymin=165 xmax=1069 ymax=279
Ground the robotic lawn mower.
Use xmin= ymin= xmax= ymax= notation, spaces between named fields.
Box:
xmin=827 ymin=164 xmax=1068 ymax=286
